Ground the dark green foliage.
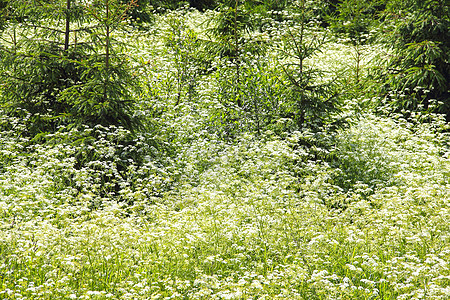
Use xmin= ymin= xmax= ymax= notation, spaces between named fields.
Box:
xmin=61 ymin=0 xmax=143 ymax=132
xmin=189 ymin=0 xmax=217 ymax=11
xmin=4 ymin=0 xmax=86 ymax=24
xmin=378 ymin=0 xmax=450 ymax=118
xmin=261 ymin=0 xmax=290 ymax=11
xmin=121 ymin=0 xmax=152 ymax=23
xmin=0 ymin=0 xmax=142 ymax=137
xmin=0 ymin=45 xmax=88 ymax=136
xmin=0 ymin=1 xmax=7 ymax=29
xmin=168 ymin=0 xmax=290 ymax=12
xmin=330 ymin=0 xmax=381 ymax=45
xmin=0 ymin=0 xmax=148 ymax=199
xmin=61 ymin=53 xmax=141 ymax=131
xmin=0 ymin=0 xmax=89 ymax=137
xmin=156 ymin=0 xmax=291 ymax=12
xmin=40 ymin=124 xmax=172 ymax=200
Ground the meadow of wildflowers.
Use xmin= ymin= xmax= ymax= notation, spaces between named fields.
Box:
xmin=0 ymin=7 xmax=449 ymax=300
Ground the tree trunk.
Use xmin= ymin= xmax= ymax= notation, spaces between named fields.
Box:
xmin=64 ymin=0 xmax=70 ymax=51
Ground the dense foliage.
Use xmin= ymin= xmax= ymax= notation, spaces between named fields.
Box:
xmin=0 ymin=0 xmax=449 ymax=299
xmin=376 ymin=0 xmax=450 ymax=117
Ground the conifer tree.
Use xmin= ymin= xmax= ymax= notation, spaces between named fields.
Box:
xmin=278 ymin=0 xmax=340 ymax=130
xmin=0 ymin=0 xmax=142 ymax=137
xmin=0 ymin=0 xmax=88 ymax=136
xmin=379 ymin=0 xmax=450 ymax=118
xmin=61 ymin=0 xmax=142 ymax=131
